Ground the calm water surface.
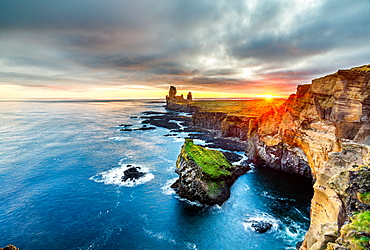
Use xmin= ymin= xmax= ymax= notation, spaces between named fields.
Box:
xmin=0 ymin=100 xmax=313 ymax=249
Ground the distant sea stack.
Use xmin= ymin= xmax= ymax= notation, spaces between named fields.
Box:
xmin=165 ymin=86 xmax=193 ymax=111
xmin=171 ymin=139 xmax=249 ymax=205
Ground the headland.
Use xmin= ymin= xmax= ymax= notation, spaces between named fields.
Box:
xmin=165 ymin=64 xmax=370 ymax=250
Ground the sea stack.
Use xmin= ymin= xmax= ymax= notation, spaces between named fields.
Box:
xmin=166 ymin=86 xmax=193 ymax=111
xmin=171 ymin=139 xmax=249 ymax=205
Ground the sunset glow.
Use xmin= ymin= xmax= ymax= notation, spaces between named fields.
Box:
xmin=0 ymin=0 xmax=369 ymax=100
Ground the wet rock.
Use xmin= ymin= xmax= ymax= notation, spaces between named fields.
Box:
xmin=163 ymin=134 xmax=178 ymax=137
xmin=122 ymin=166 xmax=146 ymax=182
xmin=251 ymin=221 xmax=273 ymax=233
xmin=119 ymin=124 xmax=132 ymax=127
xmin=221 ymin=151 xmax=243 ymax=163
xmin=135 ymin=126 xmax=156 ymax=131
xmin=120 ymin=128 xmax=133 ymax=131
xmin=0 ymin=245 xmax=19 ymax=250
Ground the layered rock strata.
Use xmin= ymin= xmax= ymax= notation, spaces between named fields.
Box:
xmin=171 ymin=139 xmax=249 ymax=205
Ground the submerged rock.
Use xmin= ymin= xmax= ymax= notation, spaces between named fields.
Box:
xmin=171 ymin=139 xmax=249 ymax=205
xmin=122 ymin=165 xmax=146 ymax=182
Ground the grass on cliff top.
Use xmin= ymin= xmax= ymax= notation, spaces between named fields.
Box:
xmin=341 ymin=211 xmax=370 ymax=250
xmin=358 ymin=192 xmax=370 ymax=205
xmin=191 ymin=99 xmax=286 ymax=117
xmin=184 ymin=139 xmax=232 ymax=179
xmin=352 ymin=64 xmax=370 ymax=72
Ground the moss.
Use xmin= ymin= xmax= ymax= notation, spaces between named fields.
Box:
xmin=358 ymin=192 xmax=370 ymax=205
xmin=340 ymin=211 xmax=370 ymax=249
xmin=184 ymin=139 xmax=232 ymax=179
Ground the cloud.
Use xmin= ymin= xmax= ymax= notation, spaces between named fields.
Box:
xmin=0 ymin=0 xmax=369 ymax=98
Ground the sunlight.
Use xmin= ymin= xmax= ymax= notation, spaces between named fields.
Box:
xmin=264 ymin=94 xmax=273 ymax=100
xmin=257 ymin=94 xmax=275 ymax=101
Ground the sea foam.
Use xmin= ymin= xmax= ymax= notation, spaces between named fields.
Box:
xmin=90 ymin=163 xmax=154 ymax=187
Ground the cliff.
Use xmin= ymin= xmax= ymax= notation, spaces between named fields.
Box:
xmin=245 ymin=65 xmax=370 ymax=249
xmin=171 ymin=139 xmax=249 ymax=205
xmin=165 ymin=64 xmax=370 ymax=249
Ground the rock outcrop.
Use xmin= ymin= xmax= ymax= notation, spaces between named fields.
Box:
xmin=171 ymin=139 xmax=249 ymax=205
xmin=166 ymin=86 xmax=193 ymax=111
xmin=0 ymin=245 xmax=19 ymax=250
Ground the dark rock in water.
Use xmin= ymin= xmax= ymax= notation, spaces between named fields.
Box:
xmin=251 ymin=221 xmax=273 ymax=233
xmin=163 ymin=134 xmax=178 ymax=137
xmin=142 ymin=111 xmax=169 ymax=115
xmin=135 ymin=126 xmax=156 ymax=131
xmin=221 ymin=152 xmax=243 ymax=163
xmin=296 ymin=241 xmax=303 ymax=250
xmin=122 ymin=166 xmax=146 ymax=182
xmin=119 ymin=124 xmax=132 ymax=127
xmin=130 ymin=116 xmax=138 ymax=119
xmin=120 ymin=128 xmax=133 ymax=131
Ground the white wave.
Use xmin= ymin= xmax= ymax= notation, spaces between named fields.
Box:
xmin=261 ymin=191 xmax=296 ymax=202
xmin=144 ymin=228 xmax=177 ymax=245
xmin=90 ymin=163 xmax=154 ymax=187
xmin=175 ymin=195 xmax=204 ymax=207
xmin=173 ymin=137 xmax=186 ymax=143
xmin=242 ymin=213 xmax=280 ymax=233
xmin=185 ymin=242 xmax=198 ymax=250
xmin=277 ymin=219 xmax=308 ymax=246
xmin=232 ymin=154 xmax=249 ymax=166
xmin=161 ymin=178 xmax=178 ymax=195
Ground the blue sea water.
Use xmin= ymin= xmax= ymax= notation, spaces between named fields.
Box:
xmin=0 ymin=100 xmax=313 ymax=250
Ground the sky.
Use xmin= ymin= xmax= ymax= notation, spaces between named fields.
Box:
xmin=0 ymin=0 xmax=370 ymax=100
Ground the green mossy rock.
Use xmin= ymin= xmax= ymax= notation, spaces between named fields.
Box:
xmin=172 ymin=139 xmax=249 ymax=205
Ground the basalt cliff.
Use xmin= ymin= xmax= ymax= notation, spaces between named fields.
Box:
xmin=166 ymin=64 xmax=370 ymax=249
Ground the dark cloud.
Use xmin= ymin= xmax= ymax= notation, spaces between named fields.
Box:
xmin=0 ymin=0 xmax=369 ymax=97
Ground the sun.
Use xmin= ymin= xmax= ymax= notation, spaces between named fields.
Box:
xmin=264 ymin=94 xmax=273 ymax=100
xmin=259 ymin=94 xmax=274 ymax=101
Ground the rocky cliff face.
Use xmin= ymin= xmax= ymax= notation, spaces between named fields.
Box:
xmin=171 ymin=139 xmax=249 ymax=205
xmin=244 ymin=65 xmax=370 ymax=249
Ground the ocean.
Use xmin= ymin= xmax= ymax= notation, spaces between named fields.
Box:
xmin=0 ymin=100 xmax=313 ymax=250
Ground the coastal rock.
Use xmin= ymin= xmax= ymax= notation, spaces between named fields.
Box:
xmin=251 ymin=221 xmax=273 ymax=233
xmin=0 ymin=245 xmax=19 ymax=250
xmin=166 ymin=86 xmax=193 ymax=111
xmin=171 ymin=139 xmax=249 ymax=205
xmin=121 ymin=165 xmax=146 ymax=182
